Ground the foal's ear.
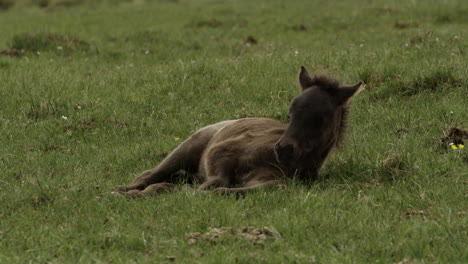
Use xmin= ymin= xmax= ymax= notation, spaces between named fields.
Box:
xmin=298 ymin=66 xmax=315 ymax=91
xmin=336 ymin=82 xmax=365 ymax=105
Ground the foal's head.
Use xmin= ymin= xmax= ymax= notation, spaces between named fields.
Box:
xmin=274 ymin=66 xmax=363 ymax=169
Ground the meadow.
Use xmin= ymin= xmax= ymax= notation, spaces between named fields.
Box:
xmin=0 ymin=0 xmax=467 ymax=263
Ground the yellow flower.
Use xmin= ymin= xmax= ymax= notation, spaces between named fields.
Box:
xmin=449 ymin=143 xmax=457 ymax=150
xmin=174 ymin=137 xmax=180 ymax=141
xmin=459 ymin=144 xmax=464 ymax=149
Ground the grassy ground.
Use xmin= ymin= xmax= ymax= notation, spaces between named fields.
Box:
xmin=0 ymin=0 xmax=467 ymax=263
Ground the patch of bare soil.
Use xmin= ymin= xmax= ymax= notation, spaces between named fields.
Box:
xmin=186 ymin=226 xmax=281 ymax=245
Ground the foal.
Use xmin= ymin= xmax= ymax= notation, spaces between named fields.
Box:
xmin=114 ymin=66 xmax=363 ymax=197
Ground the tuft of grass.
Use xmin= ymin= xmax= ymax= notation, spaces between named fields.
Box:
xmin=25 ymin=100 xmax=70 ymax=120
xmin=194 ymin=18 xmax=224 ymax=28
xmin=9 ymin=33 xmax=90 ymax=54
xmin=392 ymin=69 xmax=462 ymax=97
xmin=358 ymin=68 xmax=381 ymax=90
xmin=411 ymin=69 xmax=461 ymax=93
xmin=0 ymin=59 xmax=11 ymax=68
xmin=366 ymin=68 xmax=462 ymax=99
xmin=126 ymin=30 xmax=165 ymax=46
xmin=376 ymin=152 xmax=410 ymax=183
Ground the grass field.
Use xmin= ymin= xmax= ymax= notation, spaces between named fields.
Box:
xmin=0 ymin=0 xmax=467 ymax=263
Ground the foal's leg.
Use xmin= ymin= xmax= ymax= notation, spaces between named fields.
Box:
xmin=200 ymin=167 xmax=284 ymax=194
xmin=196 ymin=141 xmax=240 ymax=192
xmin=114 ymin=121 xmax=233 ymax=194
xmin=197 ymin=177 xmax=230 ymax=191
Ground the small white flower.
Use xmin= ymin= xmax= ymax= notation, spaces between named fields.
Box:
xmin=62 ymin=116 xmax=68 ymax=120
xmin=56 ymin=46 xmax=63 ymax=50
xmin=77 ymin=105 xmax=81 ymax=109
xmin=294 ymin=51 xmax=299 ymax=56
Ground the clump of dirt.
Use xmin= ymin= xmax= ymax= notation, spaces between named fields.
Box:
xmin=291 ymin=24 xmax=307 ymax=32
xmin=0 ymin=48 xmax=24 ymax=57
xmin=0 ymin=0 xmax=14 ymax=11
xmin=395 ymin=127 xmax=409 ymax=138
xmin=394 ymin=21 xmax=418 ymax=29
xmin=53 ymin=0 xmax=83 ymax=8
xmin=194 ymin=18 xmax=223 ymax=28
xmin=63 ymin=121 xmax=94 ymax=136
xmin=37 ymin=0 xmax=50 ymax=8
xmin=42 ymin=144 xmax=69 ymax=152
xmin=439 ymin=126 xmax=467 ymax=148
xmin=186 ymin=226 xmax=281 ymax=245
xmin=405 ymin=209 xmax=428 ymax=220
xmin=394 ymin=22 xmax=410 ymax=29
xmin=36 ymin=0 xmax=135 ymax=9
xmin=245 ymin=35 xmax=257 ymax=45
xmin=64 ymin=120 xmax=97 ymax=133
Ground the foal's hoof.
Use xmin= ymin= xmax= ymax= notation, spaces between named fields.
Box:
xmin=125 ymin=190 xmax=141 ymax=199
xmin=96 ymin=191 xmax=125 ymax=200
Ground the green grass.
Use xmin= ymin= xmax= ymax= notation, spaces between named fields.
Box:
xmin=0 ymin=0 xmax=467 ymax=263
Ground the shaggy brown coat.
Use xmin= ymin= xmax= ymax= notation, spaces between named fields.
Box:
xmin=114 ymin=66 xmax=363 ymax=197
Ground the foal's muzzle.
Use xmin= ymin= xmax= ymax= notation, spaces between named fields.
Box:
xmin=274 ymin=142 xmax=296 ymax=165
